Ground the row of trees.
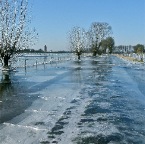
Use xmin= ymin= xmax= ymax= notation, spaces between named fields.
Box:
xmin=68 ymin=22 xmax=115 ymax=59
xmin=134 ymin=44 xmax=145 ymax=53
xmin=0 ymin=0 xmax=38 ymax=70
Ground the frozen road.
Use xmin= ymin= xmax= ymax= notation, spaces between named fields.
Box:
xmin=0 ymin=55 xmax=145 ymax=144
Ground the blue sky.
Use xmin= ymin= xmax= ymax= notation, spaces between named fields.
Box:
xmin=31 ymin=0 xmax=145 ymax=51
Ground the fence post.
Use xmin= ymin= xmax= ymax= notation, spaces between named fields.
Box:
xmin=25 ymin=58 xmax=28 ymax=71
xmin=25 ymin=59 xmax=27 ymax=68
xmin=36 ymin=60 xmax=37 ymax=68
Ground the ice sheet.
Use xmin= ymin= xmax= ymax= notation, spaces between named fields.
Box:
xmin=1 ymin=55 xmax=145 ymax=143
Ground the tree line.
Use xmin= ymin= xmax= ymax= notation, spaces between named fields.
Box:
xmin=133 ymin=44 xmax=145 ymax=53
xmin=68 ymin=22 xmax=115 ymax=59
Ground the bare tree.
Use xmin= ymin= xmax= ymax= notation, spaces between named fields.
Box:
xmin=0 ymin=0 xmax=38 ymax=70
xmin=69 ymin=26 xmax=87 ymax=60
xmin=88 ymin=22 xmax=112 ymax=56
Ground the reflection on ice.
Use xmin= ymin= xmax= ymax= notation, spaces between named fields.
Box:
xmin=39 ymin=96 xmax=50 ymax=101
xmin=3 ymin=122 xmax=47 ymax=131
xmin=25 ymin=109 xmax=50 ymax=113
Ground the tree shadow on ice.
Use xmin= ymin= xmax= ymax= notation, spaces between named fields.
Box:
xmin=0 ymin=71 xmax=38 ymax=123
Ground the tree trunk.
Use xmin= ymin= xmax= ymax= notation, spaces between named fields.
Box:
xmin=4 ymin=56 xmax=9 ymax=67
xmin=3 ymin=55 xmax=11 ymax=70
xmin=93 ymin=52 xmax=96 ymax=56
xmin=78 ymin=54 xmax=80 ymax=60
xmin=93 ymin=50 xmax=97 ymax=56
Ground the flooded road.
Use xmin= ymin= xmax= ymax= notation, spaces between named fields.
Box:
xmin=0 ymin=55 xmax=145 ymax=144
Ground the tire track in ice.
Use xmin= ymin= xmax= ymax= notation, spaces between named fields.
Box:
xmin=40 ymin=84 xmax=93 ymax=144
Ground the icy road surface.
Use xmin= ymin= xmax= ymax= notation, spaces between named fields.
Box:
xmin=0 ymin=55 xmax=145 ymax=144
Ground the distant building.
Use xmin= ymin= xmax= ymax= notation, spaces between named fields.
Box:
xmin=44 ymin=45 xmax=47 ymax=52
xmin=113 ymin=45 xmax=134 ymax=53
